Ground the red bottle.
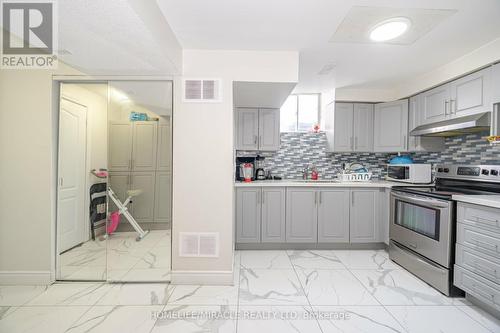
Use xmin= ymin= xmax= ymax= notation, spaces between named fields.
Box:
xmin=311 ymin=168 xmax=319 ymax=180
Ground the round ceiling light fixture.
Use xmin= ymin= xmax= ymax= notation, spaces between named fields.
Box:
xmin=369 ymin=17 xmax=411 ymax=42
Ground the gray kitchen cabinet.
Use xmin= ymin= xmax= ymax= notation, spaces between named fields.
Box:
xmin=130 ymin=172 xmax=156 ymax=223
xmin=420 ymin=84 xmax=450 ymax=124
xmin=449 ymin=67 xmax=492 ymax=117
xmin=350 ymin=189 xmax=380 ymax=243
xmin=108 ymin=122 xmax=133 ymax=171
xmin=156 ymin=121 xmax=171 ymax=172
xmin=492 ymin=64 xmax=500 ymax=136
xmin=261 ymin=187 xmax=286 ymax=242
xmin=331 ymin=102 xmax=373 ymax=152
xmin=374 ymin=100 xmax=408 ymax=152
xmin=236 ymin=187 xmax=261 ymax=243
xmin=236 ymin=108 xmax=280 ymax=151
xmin=333 ymin=103 xmax=354 ymax=152
xmin=408 ymin=96 xmax=445 ymax=152
xmin=259 ymin=108 xmax=280 ymax=151
xmin=154 ymin=171 xmax=171 ymax=223
xmin=132 ymin=121 xmax=158 ymax=171
xmin=317 ymin=189 xmax=350 ymax=243
xmin=286 ymin=188 xmax=318 ymax=243
xmin=236 ymin=108 xmax=259 ymax=150
xmin=353 ymin=103 xmax=374 ymax=152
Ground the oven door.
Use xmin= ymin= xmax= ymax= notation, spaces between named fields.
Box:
xmin=390 ymin=190 xmax=453 ymax=268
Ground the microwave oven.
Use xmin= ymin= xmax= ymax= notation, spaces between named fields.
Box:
xmin=386 ymin=164 xmax=432 ymax=184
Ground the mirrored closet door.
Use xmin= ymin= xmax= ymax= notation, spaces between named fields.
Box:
xmin=56 ymin=80 xmax=173 ymax=282
xmin=106 ymin=81 xmax=172 ymax=282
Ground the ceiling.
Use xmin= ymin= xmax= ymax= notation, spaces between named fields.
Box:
xmin=156 ymin=0 xmax=500 ymax=93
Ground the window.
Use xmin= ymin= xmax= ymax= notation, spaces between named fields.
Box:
xmin=280 ymin=94 xmax=320 ymax=132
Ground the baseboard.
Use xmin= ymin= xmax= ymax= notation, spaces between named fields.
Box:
xmin=0 ymin=271 xmax=53 ymax=285
xmin=235 ymin=242 xmax=387 ymax=250
xmin=170 ymin=270 xmax=234 ymax=286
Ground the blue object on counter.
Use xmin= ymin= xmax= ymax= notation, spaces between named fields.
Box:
xmin=389 ymin=155 xmax=414 ymax=164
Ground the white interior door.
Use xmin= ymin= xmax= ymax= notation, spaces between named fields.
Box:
xmin=58 ymin=98 xmax=88 ymax=253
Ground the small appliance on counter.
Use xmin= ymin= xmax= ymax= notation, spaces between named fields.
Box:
xmin=386 ymin=163 xmax=432 ymax=184
xmin=241 ymin=163 xmax=254 ymax=182
xmin=255 ymin=155 xmax=266 ymax=180
xmin=235 ymin=156 xmax=255 ymax=181
xmin=389 ymin=154 xmax=414 ymax=164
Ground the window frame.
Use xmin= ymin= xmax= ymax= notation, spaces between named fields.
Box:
xmin=280 ymin=93 xmax=321 ymax=133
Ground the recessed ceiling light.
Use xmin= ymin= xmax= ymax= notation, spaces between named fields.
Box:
xmin=369 ymin=17 xmax=411 ymax=42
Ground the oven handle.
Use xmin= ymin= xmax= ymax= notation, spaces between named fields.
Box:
xmin=391 ymin=191 xmax=450 ymax=209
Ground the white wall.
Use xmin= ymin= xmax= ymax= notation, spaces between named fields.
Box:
xmin=171 ymin=50 xmax=298 ymax=284
xmin=0 ymin=63 xmax=82 ymax=284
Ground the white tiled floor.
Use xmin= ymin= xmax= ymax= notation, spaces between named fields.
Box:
xmin=59 ymin=230 xmax=171 ymax=282
xmin=1 ymin=250 xmax=499 ymax=332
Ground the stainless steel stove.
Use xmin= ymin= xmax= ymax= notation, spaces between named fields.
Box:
xmin=389 ymin=165 xmax=500 ymax=296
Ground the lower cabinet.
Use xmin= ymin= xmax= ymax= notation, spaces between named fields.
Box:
xmin=154 ymin=172 xmax=171 ymax=223
xmin=350 ymin=189 xmax=380 ymax=243
xmin=235 ymin=187 xmax=286 ymax=243
xmin=235 ymin=186 xmax=383 ymax=245
xmin=318 ymin=189 xmax=350 ymax=243
xmin=129 ymin=172 xmax=156 ymax=223
xmin=262 ymin=188 xmax=286 ymax=242
xmin=286 ymin=188 xmax=318 ymax=243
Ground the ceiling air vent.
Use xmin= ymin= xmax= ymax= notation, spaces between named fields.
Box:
xmin=179 ymin=232 xmax=219 ymax=257
xmin=183 ymin=79 xmax=221 ymax=102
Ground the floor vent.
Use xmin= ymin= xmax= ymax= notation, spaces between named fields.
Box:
xmin=179 ymin=232 xmax=219 ymax=257
xmin=183 ymin=79 xmax=221 ymax=102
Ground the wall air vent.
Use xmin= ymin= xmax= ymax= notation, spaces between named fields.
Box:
xmin=183 ymin=79 xmax=221 ymax=102
xmin=179 ymin=232 xmax=219 ymax=257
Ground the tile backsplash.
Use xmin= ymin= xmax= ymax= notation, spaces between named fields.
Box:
xmin=236 ymin=131 xmax=500 ymax=180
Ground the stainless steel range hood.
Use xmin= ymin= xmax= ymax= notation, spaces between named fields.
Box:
xmin=410 ymin=112 xmax=491 ymax=137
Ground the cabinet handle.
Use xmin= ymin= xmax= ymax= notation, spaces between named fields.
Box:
xmin=444 ymin=100 xmax=449 ymax=116
xmin=471 ymin=215 xmax=499 ymax=225
xmin=350 ymin=137 xmax=354 ymax=150
xmin=471 ymin=284 xmax=495 ymax=301
xmin=319 ymin=192 xmax=322 ymax=205
xmin=450 ymin=99 xmax=456 ymax=114
xmin=256 ymin=191 xmax=260 ymax=206
xmin=262 ymin=191 xmax=265 ymax=204
xmin=473 ymin=261 xmax=498 ymax=278
xmin=314 ymin=192 xmax=317 ymax=205
xmin=59 ymin=178 xmax=63 ymax=187
xmin=259 ymin=136 xmax=262 ymax=148
xmin=354 ymin=137 xmax=358 ymax=150
xmin=254 ymin=135 xmax=258 ymax=145
xmin=351 ymin=193 xmax=354 ymax=206
xmin=472 ymin=238 xmax=499 ymax=252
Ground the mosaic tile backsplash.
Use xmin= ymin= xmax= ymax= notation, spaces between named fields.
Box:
xmin=236 ymin=131 xmax=500 ymax=180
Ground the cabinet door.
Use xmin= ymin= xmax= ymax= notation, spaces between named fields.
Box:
xmin=130 ymin=172 xmax=156 ymax=222
xmin=236 ymin=188 xmax=261 ymax=243
xmin=353 ymin=103 xmax=373 ymax=152
xmin=374 ymin=100 xmax=408 ymax=152
xmin=318 ymin=189 xmax=350 ymax=243
xmin=108 ymin=172 xmax=130 ymax=212
xmin=108 ymin=122 xmax=132 ymax=171
xmin=236 ymin=108 xmax=259 ymax=150
xmin=286 ymin=188 xmax=318 ymax=243
xmin=450 ymin=67 xmax=492 ymax=117
xmin=132 ymin=121 xmax=158 ymax=171
xmin=333 ymin=103 xmax=354 ymax=152
xmin=156 ymin=121 xmax=171 ymax=171
xmin=421 ymin=85 xmax=450 ymax=124
xmin=350 ymin=189 xmax=379 ymax=243
xmin=259 ymin=108 xmax=280 ymax=151
xmin=261 ymin=187 xmax=286 ymax=243
xmin=154 ymin=172 xmax=171 ymax=223
xmin=408 ymin=96 xmax=445 ymax=152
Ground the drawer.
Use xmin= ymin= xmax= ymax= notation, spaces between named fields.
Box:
xmin=457 ymin=222 xmax=500 ymax=258
xmin=458 ymin=202 xmax=500 ymax=233
xmin=456 ymin=244 xmax=500 ymax=284
xmin=454 ymin=265 xmax=500 ymax=312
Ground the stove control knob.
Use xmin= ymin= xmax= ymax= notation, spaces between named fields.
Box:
xmin=443 ymin=168 xmax=450 ymax=173
xmin=491 ymin=170 xmax=499 ymax=176
xmin=481 ymin=169 xmax=490 ymax=176
xmin=437 ymin=168 xmax=444 ymax=172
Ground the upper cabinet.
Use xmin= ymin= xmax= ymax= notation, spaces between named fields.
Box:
xmin=327 ymin=102 xmax=373 ymax=152
xmin=492 ymin=64 xmax=500 ymax=136
xmin=420 ymin=67 xmax=492 ymax=125
xmin=408 ymin=96 xmax=445 ymax=152
xmin=373 ymin=100 xmax=408 ymax=152
xmin=236 ymin=107 xmax=280 ymax=151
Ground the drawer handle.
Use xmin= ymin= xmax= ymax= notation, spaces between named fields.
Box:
xmin=471 ymin=215 xmax=499 ymax=225
xmin=471 ymin=284 xmax=495 ymax=302
xmin=473 ymin=261 xmax=499 ymax=279
xmin=472 ymin=238 xmax=499 ymax=252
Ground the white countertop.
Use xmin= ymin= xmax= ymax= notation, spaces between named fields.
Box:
xmin=452 ymin=194 xmax=500 ymax=209
xmin=234 ymin=179 xmax=429 ymax=188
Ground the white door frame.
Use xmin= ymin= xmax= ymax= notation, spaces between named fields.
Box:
xmin=51 ymin=76 xmax=174 ymax=282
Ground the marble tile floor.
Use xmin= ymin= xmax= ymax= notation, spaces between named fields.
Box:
xmin=59 ymin=230 xmax=171 ymax=282
xmin=1 ymin=249 xmax=499 ymax=332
